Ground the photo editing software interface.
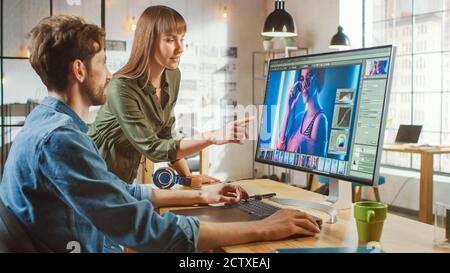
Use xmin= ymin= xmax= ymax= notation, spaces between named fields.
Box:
xmin=256 ymin=46 xmax=393 ymax=184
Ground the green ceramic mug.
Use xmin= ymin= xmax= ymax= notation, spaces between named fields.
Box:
xmin=354 ymin=201 xmax=388 ymax=242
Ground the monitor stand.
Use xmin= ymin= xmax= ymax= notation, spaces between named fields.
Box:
xmin=271 ymin=178 xmax=352 ymax=224
xmin=323 ymin=177 xmax=353 ymax=210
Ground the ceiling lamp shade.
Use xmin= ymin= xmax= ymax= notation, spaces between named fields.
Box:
xmin=329 ymin=26 xmax=351 ymax=49
xmin=261 ymin=0 xmax=297 ymax=38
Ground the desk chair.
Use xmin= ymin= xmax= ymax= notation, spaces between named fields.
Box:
xmin=315 ymin=175 xmax=385 ymax=203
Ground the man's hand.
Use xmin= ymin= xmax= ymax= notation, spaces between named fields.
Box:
xmin=196 ymin=205 xmax=321 ymax=251
xmin=257 ymin=209 xmax=321 ymax=240
xmin=205 ymin=117 xmax=253 ymax=145
xmin=187 ymin=174 xmax=220 ymax=188
xmin=198 ymin=183 xmax=249 ymax=205
xmin=187 ymin=174 xmax=220 ymax=185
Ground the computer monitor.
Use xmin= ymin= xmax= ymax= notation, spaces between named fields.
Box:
xmin=255 ymin=46 xmax=395 ymax=207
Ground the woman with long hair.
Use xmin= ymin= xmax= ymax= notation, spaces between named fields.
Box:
xmin=89 ymin=6 xmax=250 ymax=185
xmin=276 ymin=68 xmax=328 ymax=156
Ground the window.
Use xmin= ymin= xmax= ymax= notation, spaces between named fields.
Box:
xmin=0 ymin=0 xmax=102 ymax=175
xmin=364 ymin=0 xmax=450 ymax=174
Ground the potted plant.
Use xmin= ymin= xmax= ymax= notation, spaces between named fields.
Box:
xmin=261 ymin=35 xmax=273 ymax=51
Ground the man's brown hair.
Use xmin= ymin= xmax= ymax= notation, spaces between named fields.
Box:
xmin=28 ymin=15 xmax=105 ymax=91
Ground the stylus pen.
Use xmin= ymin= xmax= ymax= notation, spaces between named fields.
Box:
xmin=246 ymin=193 xmax=276 ymax=201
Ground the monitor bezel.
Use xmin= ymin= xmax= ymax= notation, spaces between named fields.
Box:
xmin=254 ymin=45 xmax=396 ymax=186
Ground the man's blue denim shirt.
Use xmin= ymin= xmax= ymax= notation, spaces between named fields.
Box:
xmin=0 ymin=96 xmax=199 ymax=253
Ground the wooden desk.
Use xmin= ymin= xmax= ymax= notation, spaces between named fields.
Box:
xmin=383 ymin=144 xmax=450 ymax=224
xmin=165 ymin=179 xmax=449 ymax=253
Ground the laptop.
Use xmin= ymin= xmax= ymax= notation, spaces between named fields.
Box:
xmin=172 ymin=199 xmax=323 ymax=238
xmin=394 ymin=125 xmax=422 ymax=144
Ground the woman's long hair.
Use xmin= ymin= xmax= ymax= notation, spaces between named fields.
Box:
xmin=115 ymin=6 xmax=186 ymax=86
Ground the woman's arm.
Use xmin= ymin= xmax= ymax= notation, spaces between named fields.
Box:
xmin=175 ymin=117 xmax=252 ymax=159
xmin=170 ymin=157 xmax=220 ymax=184
xmin=176 ymin=137 xmax=213 ymax=160
xmin=170 ymin=158 xmax=192 ymax=176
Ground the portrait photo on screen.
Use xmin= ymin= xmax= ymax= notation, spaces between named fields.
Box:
xmin=259 ymin=64 xmax=362 ymax=162
xmin=365 ymin=59 xmax=388 ymax=76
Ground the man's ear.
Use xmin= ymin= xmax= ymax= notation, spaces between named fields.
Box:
xmin=70 ymin=59 xmax=87 ymax=83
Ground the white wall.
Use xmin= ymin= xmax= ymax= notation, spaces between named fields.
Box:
xmin=205 ymin=0 xmax=266 ymax=180
xmin=265 ymin=0 xmax=340 ymax=54
xmin=339 ymin=0 xmax=363 ymax=49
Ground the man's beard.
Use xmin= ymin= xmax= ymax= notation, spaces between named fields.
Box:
xmin=81 ymin=80 xmax=107 ymax=106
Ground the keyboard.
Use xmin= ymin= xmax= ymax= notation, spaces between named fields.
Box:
xmin=238 ymin=199 xmax=281 ymax=217
xmin=236 ymin=199 xmax=323 ymax=226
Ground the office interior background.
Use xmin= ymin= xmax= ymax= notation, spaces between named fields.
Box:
xmin=1 ymin=0 xmax=450 ymax=220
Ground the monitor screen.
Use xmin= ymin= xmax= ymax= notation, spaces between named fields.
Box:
xmin=255 ymin=46 xmax=395 ymax=186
